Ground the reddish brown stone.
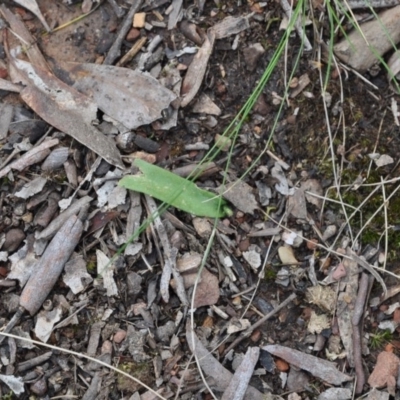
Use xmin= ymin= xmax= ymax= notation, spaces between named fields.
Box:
xmin=126 ymin=28 xmax=140 ymax=42
xmin=275 ymin=358 xmax=289 ymax=372
xmin=0 ymin=68 xmax=7 ymax=79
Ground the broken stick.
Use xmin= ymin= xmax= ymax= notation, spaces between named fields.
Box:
xmin=0 ymin=215 xmax=83 ymax=344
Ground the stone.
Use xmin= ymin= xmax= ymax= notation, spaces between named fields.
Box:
xmin=243 ymin=43 xmax=265 ymax=72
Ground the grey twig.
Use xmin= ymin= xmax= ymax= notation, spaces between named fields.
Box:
xmin=352 ymin=273 xmax=369 ymax=394
xmin=104 ymin=0 xmax=143 ymax=65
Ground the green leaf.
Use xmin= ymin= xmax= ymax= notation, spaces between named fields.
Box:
xmin=119 ymin=159 xmax=232 ymax=218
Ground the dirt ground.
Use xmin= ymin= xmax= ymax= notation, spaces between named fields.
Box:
xmin=1 ymin=0 xmax=400 ymax=399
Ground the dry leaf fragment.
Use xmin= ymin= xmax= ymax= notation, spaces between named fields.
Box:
xmin=9 ymin=58 xmax=123 ymax=168
xmin=211 ymin=15 xmax=251 ymax=39
xmin=181 ymin=30 xmax=215 ymax=107
xmin=172 ymin=264 xmax=219 ymax=308
xmin=192 ymin=93 xmax=222 ymax=115
xmin=35 ymin=306 xmax=63 ymax=343
xmin=287 ymin=187 xmax=307 ymax=219
xmin=220 ymin=180 xmax=258 ymax=215
xmin=0 ymin=5 xmax=51 ymax=72
xmin=243 ymin=245 xmax=262 ymax=271
xmin=368 ymin=351 xmax=400 ymax=395
xmin=13 ymin=0 xmax=51 ymax=32
xmin=302 ymin=179 xmax=323 ymax=209
xmin=0 ymin=103 xmax=13 ymax=140
xmin=373 ymin=154 xmax=394 ymax=167
xmin=289 ymin=74 xmax=311 ymax=98
xmin=96 ymin=250 xmax=118 ymax=297
xmin=63 ymin=255 xmax=93 ymax=294
xmin=15 ymin=177 xmax=47 ymax=199
xmin=57 ymin=62 xmax=177 ymax=129
xmin=0 ymin=374 xmax=24 ymax=395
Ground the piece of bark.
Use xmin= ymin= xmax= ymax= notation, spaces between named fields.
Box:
xmin=17 ymin=351 xmax=52 ymax=372
xmin=0 ymin=103 xmax=13 ymax=140
xmin=20 ymin=215 xmax=83 ymax=315
xmin=167 ymin=0 xmax=183 ymax=30
xmin=263 ymin=345 xmax=353 ymax=386
xmin=87 ymin=321 xmax=106 ymax=357
xmin=336 ymin=249 xmax=359 ymax=368
xmin=34 ymin=192 xmax=62 ymax=227
xmin=81 ymin=372 xmax=102 ymax=400
xmin=211 ymin=15 xmax=250 ymax=39
xmin=334 ymin=6 xmax=400 ymax=71
xmin=35 ymin=196 xmax=92 ymax=240
xmin=0 ymin=139 xmax=59 ymax=178
xmin=186 ymin=327 xmax=264 ymax=399
xmin=221 ymin=347 xmax=260 ymax=400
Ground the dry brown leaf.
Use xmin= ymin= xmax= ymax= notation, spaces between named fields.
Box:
xmin=13 ymin=0 xmax=50 ymax=31
xmin=57 ymin=62 xmax=177 ymax=129
xmin=181 ymin=30 xmax=215 ymax=107
xmin=0 ymin=6 xmax=51 ymax=72
xmin=9 ymin=58 xmax=124 ymax=168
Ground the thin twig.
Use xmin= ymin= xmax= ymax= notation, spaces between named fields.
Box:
xmin=104 ymin=0 xmax=143 ymax=65
xmin=352 ymin=273 xmax=369 ymax=394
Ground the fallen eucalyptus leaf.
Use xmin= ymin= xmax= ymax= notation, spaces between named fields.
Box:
xmin=13 ymin=0 xmax=50 ymax=32
xmin=57 ymin=62 xmax=177 ymax=129
xmin=119 ymin=159 xmax=232 ymax=218
xmin=9 ymin=58 xmax=124 ymax=169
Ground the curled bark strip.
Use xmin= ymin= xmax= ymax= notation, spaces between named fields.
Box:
xmin=20 ymin=215 xmax=83 ymax=315
xmin=352 ymin=272 xmax=369 ymax=326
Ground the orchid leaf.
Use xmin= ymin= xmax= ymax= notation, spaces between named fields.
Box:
xmin=119 ymin=159 xmax=232 ymax=218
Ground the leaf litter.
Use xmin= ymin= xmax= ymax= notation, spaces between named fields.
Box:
xmin=0 ymin=0 xmax=400 ymax=398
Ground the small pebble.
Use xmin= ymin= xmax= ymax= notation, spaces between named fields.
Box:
xmin=275 ymin=358 xmax=289 ymax=372
xmin=126 ymin=28 xmax=140 ymax=42
xmin=30 ymin=378 xmax=47 ymax=396
xmin=113 ymin=330 xmax=127 ymax=344
xmin=250 ymin=329 xmax=261 ymax=342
